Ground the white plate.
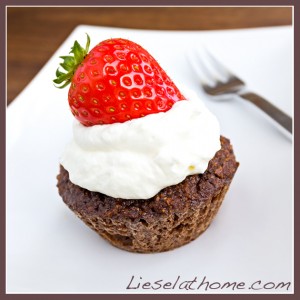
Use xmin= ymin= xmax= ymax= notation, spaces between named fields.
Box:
xmin=7 ymin=25 xmax=293 ymax=294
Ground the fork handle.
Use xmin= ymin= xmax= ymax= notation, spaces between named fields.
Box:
xmin=240 ymin=92 xmax=292 ymax=134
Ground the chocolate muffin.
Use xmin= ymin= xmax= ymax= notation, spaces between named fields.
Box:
xmin=57 ymin=136 xmax=239 ymax=253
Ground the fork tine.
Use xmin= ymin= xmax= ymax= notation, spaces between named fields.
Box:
xmin=187 ymin=47 xmax=245 ymax=95
xmin=186 ymin=49 xmax=218 ymax=87
xmin=203 ymin=47 xmax=243 ymax=84
xmin=195 ymin=47 xmax=230 ymax=84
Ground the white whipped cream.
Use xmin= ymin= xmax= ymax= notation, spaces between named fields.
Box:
xmin=60 ymin=89 xmax=221 ymax=199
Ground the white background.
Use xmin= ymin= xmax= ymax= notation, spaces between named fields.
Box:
xmin=7 ymin=25 xmax=293 ymax=294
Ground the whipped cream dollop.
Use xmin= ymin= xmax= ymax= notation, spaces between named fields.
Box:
xmin=60 ymin=88 xmax=221 ymax=199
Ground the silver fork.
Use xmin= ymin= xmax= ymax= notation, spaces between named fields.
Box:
xmin=188 ymin=48 xmax=292 ymax=134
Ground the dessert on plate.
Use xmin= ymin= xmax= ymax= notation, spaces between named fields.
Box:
xmin=55 ymin=35 xmax=239 ymax=253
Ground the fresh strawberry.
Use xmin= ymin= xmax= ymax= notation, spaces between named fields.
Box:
xmin=54 ymin=34 xmax=185 ymax=126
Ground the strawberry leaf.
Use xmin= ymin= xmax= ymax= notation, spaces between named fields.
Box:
xmin=59 ymin=56 xmax=75 ymax=72
xmin=53 ymin=34 xmax=90 ymax=88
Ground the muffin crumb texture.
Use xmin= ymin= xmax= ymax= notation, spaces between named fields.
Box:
xmin=57 ymin=136 xmax=239 ymax=253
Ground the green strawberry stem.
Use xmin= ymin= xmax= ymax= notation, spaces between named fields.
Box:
xmin=53 ymin=34 xmax=90 ymax=88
